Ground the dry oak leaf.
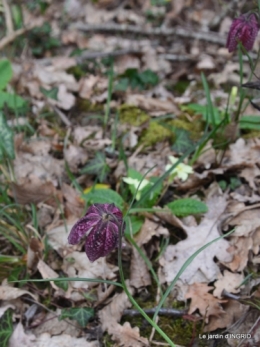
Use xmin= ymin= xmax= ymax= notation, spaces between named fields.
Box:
xmin=224 ymin=229 xmax=260 ymax=272
xmin=99 ymin=284 xmax=149 ymax=346
xmin=8 ymin=322 xmax=35 ymax=347
xmin=186 ymin=283 xmax=226 ymax=323
xmin=205 ymin=299 xmax=247 ymax=332
xmin=225 ymin=138 xmax=260 ymax=168
xmin=223 ymin=208 xmax=260 ymax=271
xmin=126 ymin=94 xmax=178 ymax=114
xmin=134 ymin=218 xmax=169 ymax=247
xmin=110 ymin=322 xmax=149 ymax=347
xmin=130 ymin=246 xmax=151 ymax=289
xmin=0 ymin=285 xmax=37 ymax=301
xmin=63 ymin=251 xmax=118 ymax=300
xmin=159 ymin=195 xmax=232 ymax=285
xmin=213 ymin=270 xmax=244 ymax=298
xmin=61 ymin=183 xmax=85 ymax=218
xmin=99 ymin=283 xmax=134 ymax=332
xmin=10 ymin=178 xmax=60 ymax=206
xmin=32 ymin=332 xmax=98 ymax=347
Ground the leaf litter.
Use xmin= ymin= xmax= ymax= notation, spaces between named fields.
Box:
xmin=1 ymin=1 xmax=260 ymax=346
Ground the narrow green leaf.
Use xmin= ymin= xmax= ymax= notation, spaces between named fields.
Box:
xmin=125 ymin=215 xmax=144 ymax=237
xmin=82 ymin=189 xmax=124 ymax=209
xmin=0 ymin=59 xmax=12 ymax=90
xmin=0 ymin=111 xmax=15 ymax=161
xmin=59 ymin=307 xmax=94 ymax=327
xmin=0 ymin=308 xmax=13 ymax=347
xmin=239 ymin=115 xmax=260 ymax=130
xmin=166 ymin=198 xmax=208 ymax=217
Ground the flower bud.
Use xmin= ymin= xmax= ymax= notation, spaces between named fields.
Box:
xmin=226 ymin=13 xmax=259 ymax=52
xmin=68 ymin=203 xmax=125 ymax=262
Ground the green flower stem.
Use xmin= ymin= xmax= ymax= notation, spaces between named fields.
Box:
xmin=118 ymin=227 xmax=176 ymax=347
xmin=152 ymin=229 xmax=235 ymax=322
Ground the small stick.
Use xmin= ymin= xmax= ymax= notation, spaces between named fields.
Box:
xmin=123 ymin=307 xmax=187 ymax=317
xmin=73 ymin=22 xmax=226 ymax=45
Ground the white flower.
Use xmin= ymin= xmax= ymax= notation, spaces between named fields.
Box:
xmin=122 ymin=177 xmax=151 ymax=200
xmin=165 ymin=156 xmax=193 ymax=181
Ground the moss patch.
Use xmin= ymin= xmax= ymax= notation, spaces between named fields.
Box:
xmin=119 ymin=104 xmax=150 ymax=126
xmin=76 ymin=98 xmax=103 ymax=113
xmin=170 ymin=118 xmax=204 ymax=140
xmin=140 ymin=121 xmax=175 ymax=147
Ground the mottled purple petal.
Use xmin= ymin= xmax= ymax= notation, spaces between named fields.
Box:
xmin=68 ymin=203 xmax=125 ymax=262
xmin=85 ymin=221 xmax=119 ymax=262
xmin=226 ymin=13 xmax=259 ymax=52
xmin=68 ymin=216 xmax=98 ymax=244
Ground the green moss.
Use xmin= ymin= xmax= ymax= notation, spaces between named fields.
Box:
xmin=119 ymin=104 xmax=150 ymax=126
xmin=170 ymin=118 xmax=204 ymax=140
xmin=140 ymin=121 xmax=175 ymax=147
xmin=242 ymin=130 xmax=260 ymax=139
xmin=77 ymin=98 xmax=103 ymax=113
xmin=67 ymin=66 xmax=86 ymax=80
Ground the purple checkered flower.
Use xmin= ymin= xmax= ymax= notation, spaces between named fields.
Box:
xmin=68 ymin=203 xmax=125 ymax=262
xmin=226 ymin=12 xmax=259 ymax=52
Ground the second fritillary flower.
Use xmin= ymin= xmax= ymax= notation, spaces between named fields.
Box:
xmin=226 ymin=12 xmax=259 ymax=52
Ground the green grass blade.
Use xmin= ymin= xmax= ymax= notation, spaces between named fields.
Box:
xmin=152 ymin=228 xmax=235 ymax=322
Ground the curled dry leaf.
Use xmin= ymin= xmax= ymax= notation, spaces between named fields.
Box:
xmin=186 ymin=282 xmax=226 ymax=323
xmin=11 ymin=178 xmax=61 ymax=206
xmin=205 ymin=299 xmax=247 ymax=332
xmin=37 ymin=259 xmax=62 ymax=292
xmin=61 ymin=183 xmax=85 ymax=218
xmin=98 ymin=282 xmax=149 ymax=346
xmin=63 ymin=251 xmax=118 ymax=300
xmin=31 ymin=309 xmax=81 ymax=338
xmin=30 ymin=332 xmax=98 ymax=347
xmin=159 ymin=195 xmax=232 ymax=285
xmin=27 ymin=237 xmax=44 ymax=273
xmin=9 ymin=322 xmax=36 ymax=347
xmin=213 ymin=270 xmax=244 ymax=298
xmin=126 ymin=94 xmax=178 ymax=114
xmin=134 ymin=218 xmax=169 ymax=247
xmin=0 ymin=285 xmax=37 ymax=301
xmin=223 ymin=207 xmax=260 ymax=271
xmin=130 ymin=246 xmax=151 ymax=289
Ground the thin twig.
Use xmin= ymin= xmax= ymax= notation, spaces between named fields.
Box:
xmin=0 ymin=19 xmax=44 ymax=51
xmin=76 ymin=48 xmax=141 ymax=64
xmin=123 ymin=307 xmax=187 ymax=317
xmin=52 ymin=106 xmax=72 ymax=127
xmin=36 ymin=48 xmax=142 ymax=66
xmin=73 ymin=22 xmax=226 ymax=45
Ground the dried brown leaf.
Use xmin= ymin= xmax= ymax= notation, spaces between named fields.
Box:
xmin=61 ymin=183 xmax=85 ymax=218
xmin=159 ymin=195 xmax=232 ymax=285
xmin=0 ymin=285 xmax=37 ymax=301
xmin=186 ymin=283 xmax=226 ymax=323
xmin=130 ymin=246 xmax=151 ymax=289
xmin=134 ymin=218 xmax=169 ymax=247
xmin=213 ymin=270 xmax=244 ymax=298
xmin=11 ymin=178 xmax=60 ymax=206
xmin=9 ymin=322 xmax=35 ymax=347
xmin=205 ymin=300 xmax=247 ymax=332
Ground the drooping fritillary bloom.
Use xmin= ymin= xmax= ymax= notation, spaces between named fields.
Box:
xmin=226 ymin=12 xmax=259 ymax=52
xmin=68 ymin=203 xmax=125 ymax=262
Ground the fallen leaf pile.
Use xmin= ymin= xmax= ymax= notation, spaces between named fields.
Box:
xmin=1 ymin=1 xmax=260 ymax=347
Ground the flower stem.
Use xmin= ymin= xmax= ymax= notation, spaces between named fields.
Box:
xmin=117 ymin=226 xmax=176 ymax=347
